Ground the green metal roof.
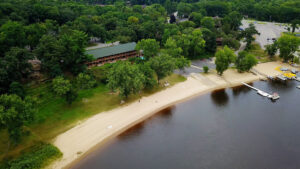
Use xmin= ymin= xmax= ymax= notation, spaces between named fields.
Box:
xmin=86 ymin=42 xmax=137 ymax=59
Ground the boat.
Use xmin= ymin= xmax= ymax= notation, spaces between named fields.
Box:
xmin=271 ymin=93 xmax=280 ymax=100
xmin=297 ymin=86 xmax=300 ymax=89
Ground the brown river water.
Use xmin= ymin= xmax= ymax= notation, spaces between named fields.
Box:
xmin=71 ymin=79 xmax=300 ymax=169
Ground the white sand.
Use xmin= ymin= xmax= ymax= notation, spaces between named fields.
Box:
xmin=49 ymin=62 xmax=298 ymax=169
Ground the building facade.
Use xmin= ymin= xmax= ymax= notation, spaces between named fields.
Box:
xmin=86 ymin=42 xmax=140 ymax=67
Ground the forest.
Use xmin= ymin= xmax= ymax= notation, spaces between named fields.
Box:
xmin=0 ymin=0 xmax=299 ymax=168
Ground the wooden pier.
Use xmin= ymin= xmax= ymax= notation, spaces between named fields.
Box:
xmin=241 ymin=82 xmax=280 ymax=100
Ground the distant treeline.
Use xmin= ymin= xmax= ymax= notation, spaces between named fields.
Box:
xmin=71 ymin=0 xmax=300 ymax=22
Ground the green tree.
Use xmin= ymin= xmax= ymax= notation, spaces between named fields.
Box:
xmin=128 ymin=16 xmax=139 ymax=24
xmin=241 ymin=23 xmax=260 ymax=49
xmin=148 ymin=54 xmax=176 ymax=83
xmin=0 ymin=47 xmax=33 ymax=94
xmin=189 ymin=12 xmax=203 ymax=27
xmin=235 ymin=51 xmax=258 ymax=72
xmin=0 ymin=94 xmax=36 ymax=143
xmin=223 ymin=11 xmax=243 ymax=31
xmin=164 ymin=37 xmax=183 ymax=58
xmin=201 ymin=28 xmax=217 ymax=53
xmin=290 ymin=19 xmax=299 ymax=33
xmin=52 ymin=77 xmax=72 ymax=96
xmin=177 ymin=2 xmax=192 ymax=18
xmin=265 ymin=42 xmax=278 ymax=58
xmin=139 ymin=63 xmax=157 ymax=89
xmin=107 ymin=61 xmax=144 ymax=98
xmin=9 ymin=82 xmax=25 ymax=99
xmin=135 ymin=39 xmax=160 ymax=59
xmin=52 ymin=76 xmax=78 ymax=104
xmin=25 ymin=23 xmax=47 ymax=50
xmin=76 ymin=73 xmax=97 ymax=89
xmin=201 ymin=17 xmax=215 ymax=31
xmin=277 ymin=34 xmax=300 ymax=62
xmin=215 ymin=46 xmax=236 ymax=75
xmin=0 ymin=21 xmax=26 ymax=56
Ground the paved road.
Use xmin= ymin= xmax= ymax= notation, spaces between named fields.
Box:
xmin=175 ymin=58 xmax=216 ymax=76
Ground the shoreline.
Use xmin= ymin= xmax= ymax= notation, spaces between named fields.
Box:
xmin=49 ymin=62 xmax=297 ymax=169
xmin=65 ymin=77 xmax=259 ymax=169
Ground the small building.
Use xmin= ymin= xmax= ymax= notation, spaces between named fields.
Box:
xmin=85 ymin=42 xmax=140 ymax=67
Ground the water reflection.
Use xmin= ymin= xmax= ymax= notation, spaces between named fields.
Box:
xmin=117 ymin=107 xmax=174 ymax=141
xmin=232 ymin=85 xmax=251 ymax=97
xmin=118 ymin=122 xmax=146 ymax=141
xmin=210 ymin=89 xmax=229 ymax=106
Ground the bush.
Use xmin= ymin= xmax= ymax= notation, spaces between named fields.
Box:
xmin=293 ymin=56 xmax=300 ymax=64
xmin=222 ymin=36 xmax=240 ymax=50
xmin=203 ymin=66 xmax=209 ymax=73
xmin=0 ymin=143 xmax=62 ymax=169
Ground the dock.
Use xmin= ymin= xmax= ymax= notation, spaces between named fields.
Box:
xmin=241 ymin=82 xmax=280 ymax=100
xmin=293 ymin=77 xmax=300 ymax=82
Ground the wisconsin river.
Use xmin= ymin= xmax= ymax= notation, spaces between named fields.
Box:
xmin=72 ymin=80 xmax=300 ymax=169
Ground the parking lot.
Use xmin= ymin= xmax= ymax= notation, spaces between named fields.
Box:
xmin=241 ymin=20 xmax=299 ymax=49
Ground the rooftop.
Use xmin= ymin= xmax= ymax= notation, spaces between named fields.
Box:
xmin=86 ymin=42 xmax=137 ymax=59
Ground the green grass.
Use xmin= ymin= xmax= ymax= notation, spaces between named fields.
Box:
xmin=0 ymin=74 xmax=186 ymax=166
xmin=0 ymin=143 xmax=62 ymax=169
xmin=247 ymin=43 xmax=275 ymax=62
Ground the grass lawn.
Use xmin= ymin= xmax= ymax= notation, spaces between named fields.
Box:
xmin=247 ymin=43 xmax=278 ymax=62
xmin=0 ymin=73 xmax=186 ymax=164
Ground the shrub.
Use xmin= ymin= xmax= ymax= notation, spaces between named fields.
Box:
xmin=1 ymin=143 xmax=62 ymax=169
xmin=203 ymin=66 xmax=209 ymax=73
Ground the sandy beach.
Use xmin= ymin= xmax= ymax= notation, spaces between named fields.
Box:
xmin=49 ymin=61 xmax=298 ymax=169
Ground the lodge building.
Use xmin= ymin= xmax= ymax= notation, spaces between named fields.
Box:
xmin=86 ymin=42 xmax=140 ymax=67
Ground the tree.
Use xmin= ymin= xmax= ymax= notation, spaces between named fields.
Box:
xmin=34 ymin=35 xmax=63 ymax=77
xmin=128 ymin=16 xmax=139 ymax=24
xmin=52 ymin=76 xmax=77 ymax=104
xmin=164 ymin=37 xmax=183 ymax=58
xmin=201 ymin=17 xmax=215 ymax=31
xmin=201 ymin=28 xmax=217 ymax=53
xmin=52 ymin=77 xmax=72 ymax=96
xmin=148 ymin=54 xmax=176 ymax=83
xmin=177 ymin=2 xmax=192 ymax=18
xmin=169 ymin=14 xmax=176 ymax=24
xmin=189 ymin=29 xmax=206 ymax=58
xmin=135 ymin=39 xmax=160 ymax=59
xmin=138 ymin=63 xmax=157 ymax=89
xmin=277 ymin=34 xmax=300 ymax=62
xmin=235 ymin=51 xmax=258 ymax=72
xmin=290 ymin=19 xmax=299 ymax=33
xmin=241 ymin=23 xmax=260 ymax=49
xmin=25 ymin=23 xmax=47 ymax=50
xmin=107 ymin=61 xmax=144 ymax=98
xmin=223 ymin=11 xmax=243 ymax=31
xmin=76 ymin=73 xmax=97 ymax=89
xmin=175 ymin=56 xmax=190 ymax=70
xmin=0 ymin=21 xmax=26 ymax=56
xmin=0 ymin=94 xmax=36 ymax=143
xmin=203 ymin=66 xmax=209 ymax=73
xmin=189 ymin=12 xmax=203 ymax=27
xmin=58 ymin=30 xmax=90 ymax=74
xmin=265 ymin=42 xmax=278 ymax=58
xmin=0 ymin=47 xmax=33 ymax=94
xmin=9 ymin=82 xmax=25 ymax=99
xmin=215 ymin=46 xmax=236 ymax=75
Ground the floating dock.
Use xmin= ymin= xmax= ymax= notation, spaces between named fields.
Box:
xmin=241 ymin=82 xmax=280 ymax=100
xmin=293 ymin=77 xmax=300 ymax=82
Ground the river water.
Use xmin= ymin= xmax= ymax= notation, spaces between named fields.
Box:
xmin=72 ymin=80 xmax=300 ymax=169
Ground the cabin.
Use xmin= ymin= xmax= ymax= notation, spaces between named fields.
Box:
xmin=85 ymin=42 xmax=140 ymax=67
